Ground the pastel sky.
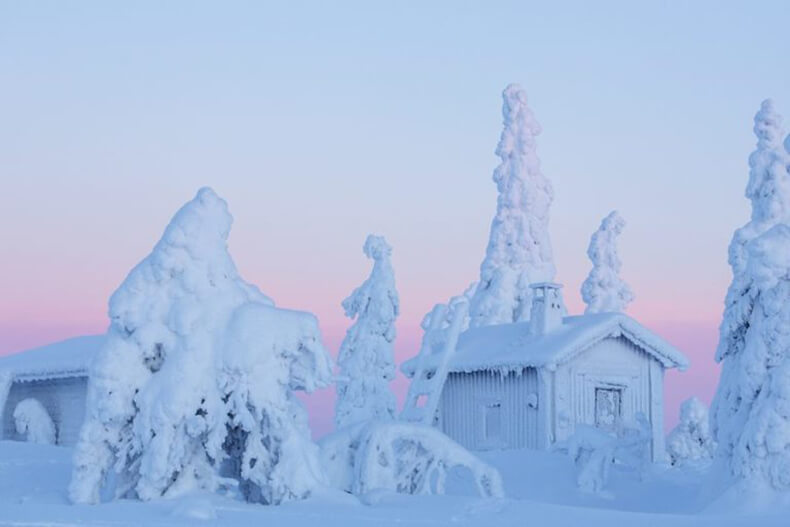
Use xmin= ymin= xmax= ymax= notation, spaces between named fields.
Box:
xmin=2 ymin=1 xmax=790 ymax=436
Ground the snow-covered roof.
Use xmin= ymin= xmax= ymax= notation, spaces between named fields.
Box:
xmin=447 ymin=312 xmax=689 ymax=373
xmin=0 ymin=335 xmax=104 ymax=382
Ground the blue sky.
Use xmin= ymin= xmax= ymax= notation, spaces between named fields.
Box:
xmin=2 ymin=1 xmax=789 ymax=431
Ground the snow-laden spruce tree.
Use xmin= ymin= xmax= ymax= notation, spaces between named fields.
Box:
xmin=334 ymin=235 xmax=399 ymax=430
xmin=711 ymin=225 xmax=790 ymax=489
xmin=666 ymin=397 xmax=715 ymax=467
xmin=581 ymin=211 xmax=634 ymax=314
xmin=712 ymin=100 xmax=790 ymax=491
xmin=70 ymin=188 xmax=332 ymax=505
xmin=468 ymin=84 xmax=556 ymax=328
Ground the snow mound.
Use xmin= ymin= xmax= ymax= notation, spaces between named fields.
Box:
xmin=70 ymin=187 xmax=332 ymax=506
xmin=13 ymin=398 xmax=56 ymax=445
xmin=321 ymin=422 xmax=504 ymax=500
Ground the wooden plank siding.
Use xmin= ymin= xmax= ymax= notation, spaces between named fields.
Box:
xmin=438 ymin=369 xmax=539 ymax=451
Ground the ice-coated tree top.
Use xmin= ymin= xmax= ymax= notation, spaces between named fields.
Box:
xmin=581 ymin=211 xmax=634 ymax=314
xmin=468 ymin=83 xmax=556 ymax=328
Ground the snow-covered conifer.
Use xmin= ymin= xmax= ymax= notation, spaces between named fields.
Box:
xmin=468 ymin=84 xmax=556 ymax=328
xmin=69 ymin=188 xmax=332 ymax=505
xmin=711 ymin=225 xmax=790 ymax=489
xmin=666 ymin=397 xmax=715 ymax=466
xmin=581 ymin=211 xmax=634 ymax=314
xmin=13 ymin=399 xmax=56 ymax=445
xmin=334 ymin=235 xmax=399 ymax=430
xmin=712 ymin=102 xmax=790 ymax=485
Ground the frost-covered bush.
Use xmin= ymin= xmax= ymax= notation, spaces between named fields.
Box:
xmin=335 ymin=235 xmax=399 ymax=430
xmin=320 ymin=422 xmax=504 ymax=499
xmin=469 ymin=84 xmax=556 ymax=328
xmin=666 ymin=397 xmax=715 ymax=467
xmin=712 ymin=100 xmax=790 ymax=491
xmin=559 ymin=415 xmax=651 ymax=494
xmin=581 ymin=211 xmax=634 ymax=314
xmin=69 ymin=188 xmax=332 ymax=505
xmin=13 ymin=398 xmax=56 ymax=445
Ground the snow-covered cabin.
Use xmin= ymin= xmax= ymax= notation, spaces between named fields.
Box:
xmin=418 ymin=284 xmax=688 ymax=462
xmin=0 ymin=336 xmax=103 ymax=446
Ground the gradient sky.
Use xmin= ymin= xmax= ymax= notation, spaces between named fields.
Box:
xmin=2 ymin=1 xmax=790 ymax=435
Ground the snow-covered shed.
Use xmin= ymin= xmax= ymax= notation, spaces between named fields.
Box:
xmin=407 ymin=284 xmax=688 ymax=462
xmin=0 ymin=336 xmax=103 ymax=446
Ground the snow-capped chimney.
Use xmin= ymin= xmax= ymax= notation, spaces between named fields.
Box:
xmin=529 ymin=283 xmax=563 ymax=335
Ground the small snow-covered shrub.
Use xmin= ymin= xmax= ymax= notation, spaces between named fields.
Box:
xmin=13 ymin=398 xmax=56 ymax=445
xmin=558 ymin=414 xmax=651 ymax=493
xmin=320 ymin=422 xmax=504 ymax=499
xmin=335 ymin=235 xmax=399 ymax=429
xmin=667 ymin=397 xmax=715 ymax=467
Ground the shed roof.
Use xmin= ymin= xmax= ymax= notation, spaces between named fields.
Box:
xmin=0 ymin=335 xmax=104 ymax=382
xmin=445 ymin=312 xmax=689 ymax=374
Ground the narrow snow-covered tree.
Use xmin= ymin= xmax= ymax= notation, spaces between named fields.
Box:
xmin=468 ymin=84 xmax=556 ymax=328
xmin=70 ymin=188 xmax=332 ymax=505
xmin=712 ymin=100 xmax=790 ymax=490
xmin=581 ymin=211 xmax=634 ymax=314
xmin=666 ymin=397 xmax=715 ymax=467
xmin=335 ymin=235 xmax=399 ymax=429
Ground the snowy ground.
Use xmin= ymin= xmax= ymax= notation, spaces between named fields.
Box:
xmin=0 ymin=440 xmax=786 ymax=526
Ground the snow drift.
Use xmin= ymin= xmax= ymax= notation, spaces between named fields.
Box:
xmin=69 ymin=187 xmax=333 ymax=505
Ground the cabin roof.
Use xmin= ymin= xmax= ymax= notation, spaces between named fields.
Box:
xmin=446 ymin=312 xmax=689 ymax=374
xmin=0 ymin=335 xmax=104 ymax=382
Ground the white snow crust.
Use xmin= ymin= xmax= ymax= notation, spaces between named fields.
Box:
xmin=446 ymin=312 xmax=688 ymax=373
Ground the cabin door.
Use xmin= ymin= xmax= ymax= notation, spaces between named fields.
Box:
xmin=594 ymin=387 xmax=622 ymax=432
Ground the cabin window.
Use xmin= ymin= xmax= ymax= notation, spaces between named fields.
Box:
xmin=595 ymin=387 xmax=622 ymax=431
xmin=484 ymin=402 xmax=502 ymax=441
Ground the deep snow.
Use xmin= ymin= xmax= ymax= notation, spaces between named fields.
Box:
xmin=0 ymin=440 xmax=787 ymax=526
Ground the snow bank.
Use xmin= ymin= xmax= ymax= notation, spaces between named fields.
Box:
xmin=320 ymin=422 xmax=504 ymax=499
xmin=13 ymin=398 xmax=56 ymax=445
xmin=469 ymin=84 xmax=556 ymax=328
xmin=70 ymin=188 xmax=332 ymax=506
xmin=667 ymin=398 xmax=715 ymax=467
xmin=335 ymin=235 xmax=399 ymax=429
xmin=581 ymin=211 xmax=633 ymax=314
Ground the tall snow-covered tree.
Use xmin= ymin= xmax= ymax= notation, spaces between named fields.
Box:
xmin=69 ymin=188 xmax=332 ymax=505
xmin=581 ymin=211 xmax=634 ymax=314
xmin=469 ymin=84 xmax=556 ymax=328
xmin=712 ymin=100 xmax=790 ymax=490
xmin=334 ymin=235 xmax=399 ymax=430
